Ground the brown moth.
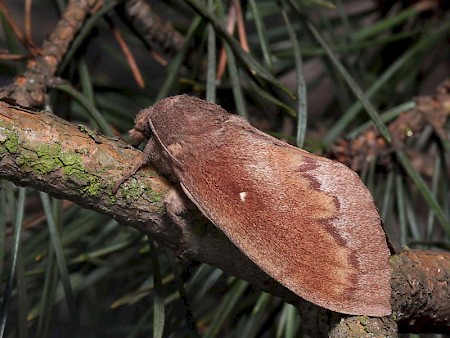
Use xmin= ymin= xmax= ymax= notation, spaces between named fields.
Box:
xmin=114 ymin=95 xmax=392 ymax=316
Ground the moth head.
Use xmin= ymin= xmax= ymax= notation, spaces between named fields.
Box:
xmin=147 ymin=95 xmax=228 ymax=147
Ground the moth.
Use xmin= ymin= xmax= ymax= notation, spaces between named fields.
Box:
xmin=114 ymin=95 xmax=392 ymax=316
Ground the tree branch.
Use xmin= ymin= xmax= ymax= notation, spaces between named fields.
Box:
xmin=1 ymin=99 xmax=449 ymax=335
xmin=0 ymin=0 xmax=184 ymax=106
xmin=0 ymin=0 xmax=105 ymax=107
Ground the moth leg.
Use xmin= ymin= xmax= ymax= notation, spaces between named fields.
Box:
xmin=112 ymin=139 xmax=155 ymax=194
xmin=164 ymin=186 xmax=193 ymax=221
xmin=164 ymin=187 xmax=199 ymax=258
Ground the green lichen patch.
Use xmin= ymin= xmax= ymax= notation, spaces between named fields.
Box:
xmin=59 ymin=152 xmax=103 ymax=196
xmin=107 ymin=193 xmax=117 ymax=205
xmin=0 ymin=127 xmax=20 ymax=157
xmin=15 ymin=141 xmax=104 ymax=197
xmin=81 ymin=181 xmax=103 ymax=196
xmin=119 ymin=178 xmax=162 ymax=204
xmin=16 ymin=144 xmax=62 ymax=174
xmin=36 ymin=143 xmax=61 ymax=158
xmin=115 ymin=177 xmax=164 ymax=211
xmin=145 ymin=187 xmax=163 ymax=205
xmin=60 ymin=152 xmax=89 ymax=182
xmin=24 ymin=143 xmax=64 ymax=174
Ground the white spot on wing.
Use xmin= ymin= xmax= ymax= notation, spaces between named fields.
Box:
xmin=239 ymin=191 xmax=247 ymax=202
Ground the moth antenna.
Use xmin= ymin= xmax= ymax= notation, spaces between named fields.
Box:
xmin=112 ymin=152 xmax=149 ymax=194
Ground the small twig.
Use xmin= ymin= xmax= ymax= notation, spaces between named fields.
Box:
xmin=124 ymin=0 xmax=184 ymax=55
xmin=331 ymin=79 xmax=450 ymax=174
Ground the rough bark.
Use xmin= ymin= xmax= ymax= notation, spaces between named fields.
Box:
xmin=1 ymin=100 xmax=449 ymax=336
xmin=392 ymin=250 xmax=450 ymax=333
